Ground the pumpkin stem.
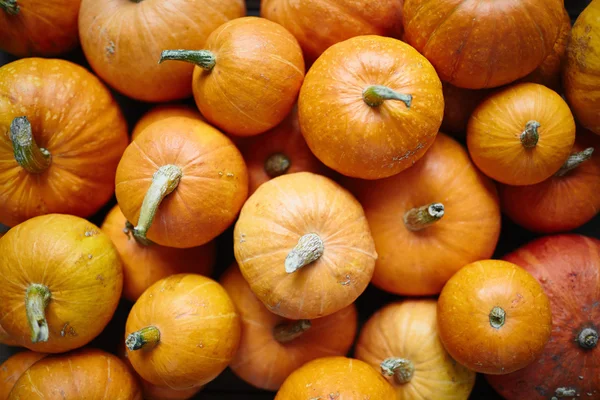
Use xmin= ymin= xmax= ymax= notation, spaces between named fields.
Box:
xmin=577 ymin=327 xmax=598 ymax=349
xmin=159 ymin=50 xmax=216 ymax=71
xmin=403 ymin=203 xmax=444 ymax=231
xmin=264 ymin=153 xmax=291 ymax=178
xmin=285 ymin=233 xmax=324 ymax=273
xmin=273 ymin=319 xmax=311 ymax=343
xmin=520 ymin=120 xmax=540 ymax=148
xmin=126 ymin=326 xmax=161 ymax=351
xmin=10 ymin=116 xmax=52 ymax=174
xmin=132 ymin=164 xmax=182 ymax=246
xmin=362 ymin=85 xmax=412 ymax=108
xmin=381 ymin=357 xmax=415 ymax=384
xmin=555 ymin=147 xmax=594 ymax=177
xmin=123 ymin=220 xmax=155 ymax=246
xmin=25 ymin=284 xmax=51 ymax=344
xmin=0 ymin=0 xmax=19 ymax=15
xmin=489 ymin=306 xmax=506 ymax=329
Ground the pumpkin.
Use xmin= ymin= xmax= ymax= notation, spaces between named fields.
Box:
xmin=125 ymin=273 xmax=241 ymax=389
xmin=78 ymin=0 xmax=245 ymax=102
xmin=499 ymin=131 xmax=600 ymax=233
xmin=0 ymin=323 xmax=19 ymax=346
xmin=564 ymin=0 xmax=600 ymax=135
xmin=275 ymin=356 xmax=396 ymax=399
xmin=346 ymin=133 xmax=501 ymax=296
xmin=403 ymin=0 xmax=564 ymax=89
xmin=355 ymin=300 xmax=476 ymax=399
xmin=298 ymin=35 xmax=444 ymax=180
xmin=467 ymin=82 xmax=576 ymax=186
xmin=0 ymin=214 xmax=123 ymax=353
xmin=115 ymin=116 xmax=248 ymax=249
xmin=132 ymin=105 xmax=204 ymax=140
xmin=441 ymin=83 xmax=491 ymax=136
xmin=233 ymin=172 xmax=376 ymax=320
xmin=101 ymin=205 xmax=215 ymax=302
xmin=0 ymin=351 xmax=47 ymax=399
xmin=159 ymin=17 xmax=304 ymax=136
xmin=8 ymin=348 xmax=142 ymax=399
xmin=220 ymin=264 xmax=358 ymax=391
xmin=487 ymin=234 xmax=600 ymax=400
xmin=437 ymin=259 xmax=552 ymax=375
xmin=0 ymin=58 xmax=128 ymax=228
xmin=0 ymin=0 xmax=81 ymax=57
xmin=260 ymin=0 xmax=404 ymax=64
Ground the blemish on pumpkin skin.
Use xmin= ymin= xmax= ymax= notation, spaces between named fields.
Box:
xmin=60 ymin=323 xmax=77 ymax=337
xmin=106 ymin=41 xmax=115 ymax=58
xmin=84 ymin=229 xmax=99 ymax=237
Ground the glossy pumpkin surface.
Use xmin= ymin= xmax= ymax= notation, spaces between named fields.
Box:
xmin=131 ymin=105 xmax=204 ymax=140
xmin=0 ymin=351 xmax=47 ymax=399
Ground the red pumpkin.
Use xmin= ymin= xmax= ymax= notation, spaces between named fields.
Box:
xmin=0 ymin=351 xmax=47 ymax=399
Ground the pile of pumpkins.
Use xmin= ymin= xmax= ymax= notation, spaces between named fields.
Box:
xmin=0 ymin=0 xmax=599 ymax=399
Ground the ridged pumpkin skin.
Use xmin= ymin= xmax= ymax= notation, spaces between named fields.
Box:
xmin=0 ymin=0 xmax=81 ymax=57
xmin=221 ymin=264 xmax=358 ymax=391
xmin=0 ymin=214 xmax=123 ymax=353
xmin=0 ymin=351 xmax=47 ymax=399
xmin=234 ymin=172 xmax=376 ymax=320
xmin=78 ymin=0 xmax=245 ymax=102
xmin=275 ymin=356 xmax=396 ymax=399
xmin=403 ymin=0 xmax=564 ymax=89
xmin=8 ymin=348 xmax=142 ymax=399
xmin=467 ymin=82 xmax=576 ymax=186
xmin=488 ymin=235 xmax=600 ymax=400
xmin=437 ymin=260 xmax=553 ymax=375
xmin=355 ymin=300 xmax=476 ymax=400
xmin=0 ymin=58 xmax=128 ymax=227
xmin=299 ymin=35 xmax=443 ymax=180
xmin=132 ymin=105 xmax=204 ymax=140
xmin=441 ymin=83 xmax=490 ymax=136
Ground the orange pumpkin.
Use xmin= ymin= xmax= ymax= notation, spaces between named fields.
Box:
xmin=78 ymin=0 xmax=245 ymax=102
xmin=0 ymin=58 xmax=128 ymax=227
xmin=0 ymin=351 xmax=47 ymax=399
xmin=346 ymin=133 xmax=500 ymax=296
xmin=132 ymin=105 xmax=204 ymax=140
xmin=115 ymin=116 xmax=248 ymax=248
xmin=437 ymin=260 xmax=553 ymax=374
xmin=220 ymin=264 xmax=358 ymax=391
xmin=467 ymin=82 xmax=576 ymax=186
xmin=0 ymin=0 xmax=81 ymax=57
xmin=125 ymin=274 xmax=241 ymax=389
xmin=0 ymin=323 xmax=19 ymax=346
xmin=275 ymin=356 xmax=396 ymax=399
xmin=8 ymin=348 xmax=141 ymax=399
xmin=355 ymin=300 xmax=476 ymax=399
xmin=101 ymin=205 xmax=215 ymax=302
xmin=160 ymin=17 xmax=304 ymax=136
xmin=403 ymin=0 xmax=564 ymax=89
xmin=234 ymin=172 xmax=376 ymax=320
xmin=441 ymin=83 xmax=491 ymax=135
xmin=298 ymin=35 xmax=443 ymax=179
xmin=0 ymin=214 xmax=123 ymax=353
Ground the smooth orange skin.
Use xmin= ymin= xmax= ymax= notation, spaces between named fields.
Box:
xmin=8 ymin=348 xmax=142 ymax=399
xmin=125 ymin=274 xmax=241 ymax=390
xmin=0 ymin=58 xmax=128 ymax=228
xmin=404 ymin=0 xmax=564 ymax=89
xmin=0 ymin=323 xmax=19 ymax=346
xmin=101 ymin=205 xmax=215 ymax=302
xmin=441 ymin=83 xmax=491 ymax=136
xmin=234 ymin=172 xmax=376 ymax=320
xmin=346 ymin=133 xmax=501 ymax=296
xmin=355 ymin=300 xmax=476 ymax=400
xmin=437 ymin=260 xmax=553 ymax=375
xmin=298 ymin=35 xmax=443 ymax=180
xmin=79 ymin=0 xmax=245 ymax=102
xmin=0 ymin=0 xmax=81 ymax=57
xmin=0 ymin=214 xmax=123 ymax=353
xmin=0 ymin=351 xmax=47 ymax=399
xmin=115 ymin=117 xmax=248 ymax=248
xmin=275 ymin=356 xmax=396 ymax=399
xmin=221 ymin=264 xmax=358 ymax=391
xmin=132 ymin=105 xmax=205 ymax=140
xmin=467 ymin=82 xmax=576 ymax=186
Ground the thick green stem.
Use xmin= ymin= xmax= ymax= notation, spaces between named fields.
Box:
xmin=25 ymin=284 xmax=51 ymax=343
xmin=577 ymin=327 xmax=598 ymax=349
xmin=264 ymin=153 xmax=291 ymax=178
xmin=273 ymin=320 xmax=311 ymax=343
xmin=404 ymin=203 xmax=444 ymax=231
xmin=0 ymin=0 xmax=19 ymax=15
xmin=381 ymin=358 xmax=415 ymax=384
xmin=363 ymin=85 xmax=412 ymax=108
xmin=489 ymin=306 xmax=506 ymax=329
xmin=285 ymin=233 xmax=324 ymax=273
xmin=10 ymin=117 xmax=51 ymax=174
xmin=126 ymin=326 xmax=161 ymax=351
xmin=520 ymin=120 xmax=540 ymax=148
xmin=159 ymin=50 xmax=216 ymax=71
xmin=555 ymin=148 xmax=594 ymax=177
xmin=124 ymin=221 xmax=155 ymax=246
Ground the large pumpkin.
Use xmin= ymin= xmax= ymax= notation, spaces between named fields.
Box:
xmin=0 ymin=58 xmax=128 ymax=227
xmin=0 ymin=351 xmax=47 ymax=399
xmin=441 ymin=83 xmax=491 ymax=136
xmin=132 ymin=105 xmax=204 ymax=140
xmin=115 ymin=116 xmax=248 ymax=248
xmin=0 ymin=214 xmax=123 ymax=353
xmin=299 ymin=35 xmax=443 ymax=179
xmin=487 ymin=235 xmax=600 ymax=399
xmin=0 ymin=323 xmax=19 ymax=346
xmin=234 ymin=172 xmax=376 ymax=320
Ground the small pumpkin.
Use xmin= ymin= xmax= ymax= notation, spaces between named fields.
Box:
xmin=0 ymin=351 xmax=47 ymax=399
xmin=467 ymin=82 xmax=576 ymax=186
xmin=487 ymin=234 xmax=600 ymax=400
xmin=132 ymin=105 xmax=204 ymax=140
xmin=437 ymin=259 xmax=553 ymax=374
xmin=78 ymin=0 xmax=245 ymax=102
xmin=220 ymin=264 xmax=358 ymax=391
xmin=355 ymin=300 xmax=476 ymax=399
xmin=0 ymin=214 xmax=123 ymax=353
xmin=160 ymin=17 xmax=304 ymax=136
xmin=125 ymin=274 xmax=241 ymax=389
xmin=115 ymin=116 xmax=248 ymax=248
xmin=441 ymin=83 xmax=490 ymax=136
xmin=101 ymin=205 xmax=215 ymax=302
xmin=234 ymin=172 xmax=376 ymax=320
xmin=0 ymin=58 xmax=128 ymax=227
xmin=298 ymin=35 xmax=443 ymax=180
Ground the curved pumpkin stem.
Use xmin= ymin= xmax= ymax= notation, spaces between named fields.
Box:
xmin=0 ymin=0 xmax=19 ymax=15
xmin=285 ymin=233 xmax=324 ymax=273
xmin=159 ymin=50 xmax=216 ymax=71
xmin=126 ymin=326 xmax=161 ymax=351
xmin=577 ymin=327 xmax=598 ymax=349
xmin=10 ymin=116 xmax=52 ymax=174
xmin=381 ymin=357 xmax=415 ymax=384
xmin=273 ymin=319 xmax=311 ymax=343
xmin=489 ymin=306 xmax=506 ymax=329
xmin=123 ymin=220 xmax=155 ymax=246
xmin=25 ymin=284 xmax=51 ymax=343
xmin=520 ymin=120 xmax=540 ymax=148
xmin=555 ymin=147 xmax=594 ymax=177
xmin=403 ymin=203 xmax=444 ymax=231
xmin=265 ymin=153 xmax=291 ymax=178
xmin=363 ymin=85 xmax=412 ymax=108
